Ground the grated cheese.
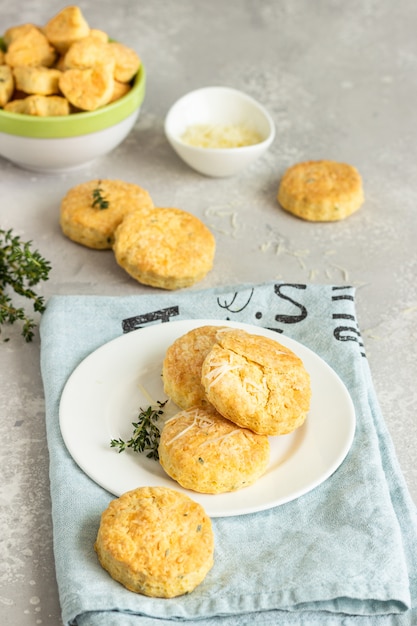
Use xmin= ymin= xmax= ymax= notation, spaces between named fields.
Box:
xmin=204 ymin=361 xmax=240 ymax=389
xmin=181 ymin=124 xmax=263 ymax=149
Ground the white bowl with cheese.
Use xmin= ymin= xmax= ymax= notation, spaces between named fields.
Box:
xmin=164 ymin=86 xmax=275 ymax=177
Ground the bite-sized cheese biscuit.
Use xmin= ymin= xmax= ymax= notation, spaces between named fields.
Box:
xmin=159 ymin=406 xmax=270 ymax=494
xmin=277 ymin=160 xmax=364 ymax=222
xmin=60 ymin=179 xmax=154 ymax=249
xmin=0 ymin=65 xmax=14 ymax=107
xmin=201 ymin=329 xmax=311 ymax=436
xmin=94 ymin=486 xmax=214 ymax=597
xmin=88 ymin=29 xmax=109 ymax=43
xmin=3 ymin=23 xmax=38 ymax=47
xmin=113 ymin=207 xmax=216 ymax=290
xmin=59 ymin=64 xmax=114 ymax=111
xmin=13 ymin=66 xmax=62 ymax=96
xmin=108 ymin=80 xmax=131 ymax=103
xmin=44 ymin=6 xmax=90 ymax=54
xmin=63 ymin=36 xmax=115 ymax=71
xmin=163 ymin=325 xmax=228 ymax=410
xmin=4 ymin=94 xmax=70 ymax=116
xmin=108 ymin=41 xmax=141 ymax=82
xmin=5 ymin=26 xmax=57 ymax=68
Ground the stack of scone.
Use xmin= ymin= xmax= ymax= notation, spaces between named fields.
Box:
xmin=1 ymin=6 xmax=141 ymax=115
xmin=59 ymin=178 xmax=216 ymax=289
xmin=159 ymin=325 xmax=311 ymax=494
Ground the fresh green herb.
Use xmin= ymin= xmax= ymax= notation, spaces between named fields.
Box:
xmin=110 ymin=401 xmax=167 ymax=460
xmin=0 ymin=229 xmax=51 ymax=342
xmin=92 ymin=183 xmax=109 ymax=210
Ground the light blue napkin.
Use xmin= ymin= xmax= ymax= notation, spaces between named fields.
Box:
xmin=39 ymin=281 xmax=417 ymax=626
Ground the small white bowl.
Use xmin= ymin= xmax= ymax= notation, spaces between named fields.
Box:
xmin=164 ymin=86 xmax=275 ymax=177
xmin=0 ymin=65 xmax=146 ymax=173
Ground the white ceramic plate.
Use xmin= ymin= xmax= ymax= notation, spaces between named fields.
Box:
xmin=59 ymin=319 xmax=356 ymax=517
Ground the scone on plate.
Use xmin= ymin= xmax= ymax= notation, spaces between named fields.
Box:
xmin=277 ymin=160 xmax=364 ymax=221
xmin=94 ymin=486 xmax=214 ymax=597
xmin=159 ymin=406 xmax=270 ymax=494
xmin=162 ymin=325 xmax=228 ymax=409
xmin=201 ymin=329 xmax=311 ymax=436
xmin=60 ymin=179 xmax=154 ymax=249
xmin=113 ymin=207 xmax=216 ymax=289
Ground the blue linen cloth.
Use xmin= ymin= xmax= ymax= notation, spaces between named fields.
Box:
xmin=39 ymin=281 xmax=417 ymax=626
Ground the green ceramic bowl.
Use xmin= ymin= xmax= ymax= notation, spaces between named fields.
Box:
xmin=0 ymin=41 xmax=146 ymax=171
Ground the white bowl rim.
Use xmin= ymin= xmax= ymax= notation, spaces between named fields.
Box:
xmin=164 ymin=85 xmax=276 ymax=153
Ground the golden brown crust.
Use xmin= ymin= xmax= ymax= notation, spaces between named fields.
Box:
xmin=162 ymin=326 xmax=228 ymax=409
xmin=159 ymin=406 xmax=270 ymax=493
xmin=4 ymin=26 xmax=57 ymax=68
xmin=108 ymin=42 xmax=141 ymax=83
xmin=3 ymin=23 xmax=38 ymax=47
xmin=43 ymin=6 xmax=90 ymax=54
xmin=4 ymin=94 xmax=70 ymax=116
xmin=60 ymin=179 xmax=154 ymax=249
xmin=277 ymin=160 xmax=364 ymax=222
xmin=58 ymin=64 xmax=114 ymax=111
xmin=0 ymin=65 xmax=14 ymax=107
xmin=13 ymin=66 xmax=62 ymax=96
xmin=94 ymin=486 xmax=214 ymax=597
xmin=113 ymin=207 xmax=216 ymax=290
xmin=63 ymin=36 xmax=115 ymax=71
xmin=201 ymin=329 xmax=311 ymax=435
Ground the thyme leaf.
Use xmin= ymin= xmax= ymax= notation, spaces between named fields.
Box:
xmin=92 ymin=182 xmax=109 ymax=210
xmin=0 ymin=229 xmax=51 ymax=342
xmin=110 ymin=400 xmax=167 ymax=460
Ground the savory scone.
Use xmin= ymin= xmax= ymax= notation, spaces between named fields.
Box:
xmin=94 ymin=486 xmax=214 ymax=597
xmin=5 ymin=26 xmax=57 ymax=68
xmin=277 ymin=160 xmax=364 ymax=221
xmin=201 ymin=329 xmax=311 ymax=436
xmin=43 ymin=6 xmax=90 ymax=54
xmin=159 ymin=406 xmax=270 ymax=493
xmin=162 ymin=325 xmax=228 ymax=409
xmin=60 ymin=179 xmax=154 ymax=249
xmin=108 ymin=41 xmax=141 ymax=83
xmin=59 ymin=64 xmax=114 ymax=111
xmin=13 ymin=66 xmax=62 ymax=96
xmin=0 ymin=65 xmax=14 ymax=107
xmin=4 ymin=94 xmax=70 ymax=116
xmin=113 ymin=207 xmax=216 ymax=290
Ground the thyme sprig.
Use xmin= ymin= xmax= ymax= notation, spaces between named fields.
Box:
xmin=92 ymin=183 xmax=109 ymax=210
xmin=110 ymin=401 xmax=167 ymax=460
xmin=0 ymin=229 xmax=51 ymax=342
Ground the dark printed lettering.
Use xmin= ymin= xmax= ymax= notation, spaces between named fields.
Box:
xmin=273 ymin=283 xmax=308 ymax=324
xmin=122 ymin=306 xmax=180 ymax=333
